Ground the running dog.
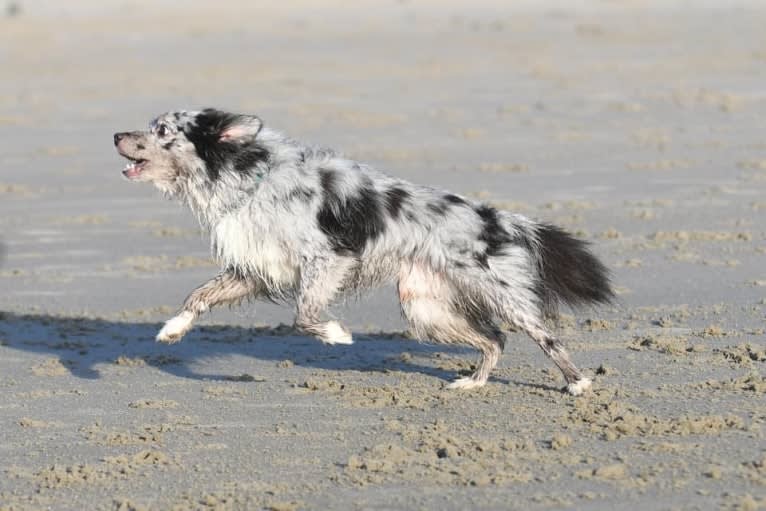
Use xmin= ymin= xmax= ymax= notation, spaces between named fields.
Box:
xmin=114 ymin=109 xmax=613 ymax=395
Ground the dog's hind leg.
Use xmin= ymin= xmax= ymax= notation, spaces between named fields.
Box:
xmin=156 ymin=270 xmax=258 ymax=343
xmin=514 ymin=317 xmax=591 ymax=396
xmin=294 ymin=255 xmax=356 ymax=345
xmin=398 ymin=263 xmax=504 ymax=389
xmin=446 ymin=334 xmax=504 ymax=390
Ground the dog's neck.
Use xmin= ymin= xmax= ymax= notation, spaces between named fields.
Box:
xmin=174 ymin=128 xmax=303 ymax=231
xmin=176 ymin=170 xmax=257 ymax=230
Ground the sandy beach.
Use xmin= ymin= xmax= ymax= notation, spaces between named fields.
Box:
xmin=0 ymin=1 xmax=764 ymax=509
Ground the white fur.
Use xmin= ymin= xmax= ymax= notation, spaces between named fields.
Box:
xmin=156 ymin=311 xmax=195 ymax=343
xmin=212 ymin=213 xmax=299 ymax=289
xmin=319 ymin=320 xmax=353 ymax=345
xmin=446 ymin=377 xmax=485 ymax=390
xmin=566 ymin=377 xmax=592 ymax=396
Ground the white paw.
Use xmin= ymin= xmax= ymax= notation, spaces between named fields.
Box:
xmin=320 ymin=321 xmax=353 ymax=345
xmin=156 ymin=311 xmax=195 ymax=344
xmin=566 ymin=377 xmax=592 ymax=396
xmin=446 ymin=376 xmax=486 ymax=390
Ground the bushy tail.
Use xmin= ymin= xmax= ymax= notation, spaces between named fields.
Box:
xmin=533 ymin=223 xmax=614 ymax=317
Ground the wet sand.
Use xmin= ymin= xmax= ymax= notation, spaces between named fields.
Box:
xmin=0 ymin=1 xmax=764 ymax=509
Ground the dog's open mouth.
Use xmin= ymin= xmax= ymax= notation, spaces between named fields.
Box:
xmin=121 ymin=155 xmax=148 ymax=179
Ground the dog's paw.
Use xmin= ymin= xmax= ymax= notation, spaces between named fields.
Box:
xmin=156 ymin=311 xmax=194 ymax=344
xmin=446 ymin=376 xmax=485 ymax=390
xmin=566 ymin=377 xmax=592 ymax=396
xmin=319 ymin=321 xmax=353 ymax=345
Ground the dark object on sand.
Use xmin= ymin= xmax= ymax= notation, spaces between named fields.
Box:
xmin=5 ymin=2 xmax=21 ymax=18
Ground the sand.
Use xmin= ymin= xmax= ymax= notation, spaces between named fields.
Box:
xmin=0 ymin=0 xmax=764 ymax=509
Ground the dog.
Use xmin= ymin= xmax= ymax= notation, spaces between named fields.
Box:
xmin=113 ymin=109 xmax=613 ymax=395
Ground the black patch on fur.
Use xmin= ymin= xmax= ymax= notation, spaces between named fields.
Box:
xmin=383 ymin=187 xmax=410 ymax=219
xmin=427 ymin=201 xmax=450 ymax=216
xmin=319 ymin=169 xmax=336 ymax=197
xmin=317 ymin=170 xmax=386 ymax=254
xmin=233 ymin=149 xmax=267 ymax=173
xmin=534 ymin=223 xmax=614 ymax=317
xmin=136 ymin=143 xmax=145 ymax=150
xmin=474 ymin=205 xmax=513 ymax=267
xmin=286 ymin=187 xmax=315 ymax=202
xmin=184 ymin=108 xmax=269 ymax=181
xmin=162 ymin=142 xmax=173 ymax=150
xmin=474 ymin=252 xmax=489 ymax=269
xmin=444 ymin=194 xmax=467 ymax=205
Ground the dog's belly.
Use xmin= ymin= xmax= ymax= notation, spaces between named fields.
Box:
xmin=212 ymin=217 xmax=299 ymax=287
xmin=246 ymin=241 xmax=299 ymax=286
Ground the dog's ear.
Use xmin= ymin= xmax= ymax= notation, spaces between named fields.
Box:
xmin=220 ymin=115 xmax=263 ymax=142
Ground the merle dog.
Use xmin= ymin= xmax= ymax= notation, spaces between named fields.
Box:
xmin=114 ymin=109 xmax=613 ymax=394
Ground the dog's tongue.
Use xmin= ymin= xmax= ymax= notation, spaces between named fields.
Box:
xmin=122 ymin=161 xmax=144 ymax=179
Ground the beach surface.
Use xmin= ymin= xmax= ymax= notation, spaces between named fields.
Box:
xmin=0 ymin=1 xmax=764 ymax=509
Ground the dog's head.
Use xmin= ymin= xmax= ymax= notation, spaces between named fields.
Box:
xmin=114 ymin=109 xmax=267 ymax=193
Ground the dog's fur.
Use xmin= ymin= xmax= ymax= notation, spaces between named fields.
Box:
xmin=114 ymin=109 xmax=613 ymax=395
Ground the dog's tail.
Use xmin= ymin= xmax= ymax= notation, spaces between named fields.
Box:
xmin=531 ymin=223 xmax=614 ymax=317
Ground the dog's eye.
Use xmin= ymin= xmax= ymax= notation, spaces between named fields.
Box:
xmin=157 ymin=124 xmax=169 ymax=137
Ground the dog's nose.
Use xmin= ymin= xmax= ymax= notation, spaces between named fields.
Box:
xmin=113 ymin=132 xmax=127 ymax=146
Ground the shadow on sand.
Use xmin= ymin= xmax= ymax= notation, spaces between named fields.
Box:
xmin=0 ymin=311 xmax=485 ymax=384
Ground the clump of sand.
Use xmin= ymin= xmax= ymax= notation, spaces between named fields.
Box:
xmin=128 ymin=399 xmax=179 ymax=409
xmin=569 ymin=389 xmax=746 ymax=441
xmin=31 ymin=358 xmax=71 ymax=376
xmin=589 ymin=463 xmax=629 ymax=480
xmin=18 ymin=417 xmax=50 ymax=428
xmin=34 ymin=450 xmax=170 ymax=489
xmin=115 ymin=356 xmax=146 ymax=367
xmin=81 ymin=422 xmax=171 ymax=446
xmin=716 ymin=344 xmax=766 ymax=366
xmin=202 ymin=386 xmax=247 ymax=400
xmin=299 ymin=379 xmax=460 ymax=410
xmin=345 ymin=420 xmax=538 ymax=487
xmin=696 ymin=374 xmax=766 ymax=394
xmin=629 ymin=335 xmax=690 ymax=355
xmin=649 ymin=231 xmax=752 ymax=242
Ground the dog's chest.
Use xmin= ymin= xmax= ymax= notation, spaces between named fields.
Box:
xmin=211 ymin=215 xmax=298 ymax=286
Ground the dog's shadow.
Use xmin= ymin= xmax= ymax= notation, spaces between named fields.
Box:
xmin=0 ymin=311 xmax=490 ymax=384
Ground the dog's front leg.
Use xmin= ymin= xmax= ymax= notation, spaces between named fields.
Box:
xmin=156 ymin=270 xmax=258 ymax=343
xmin=294 ymin=256 xmax=356 ymax=345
